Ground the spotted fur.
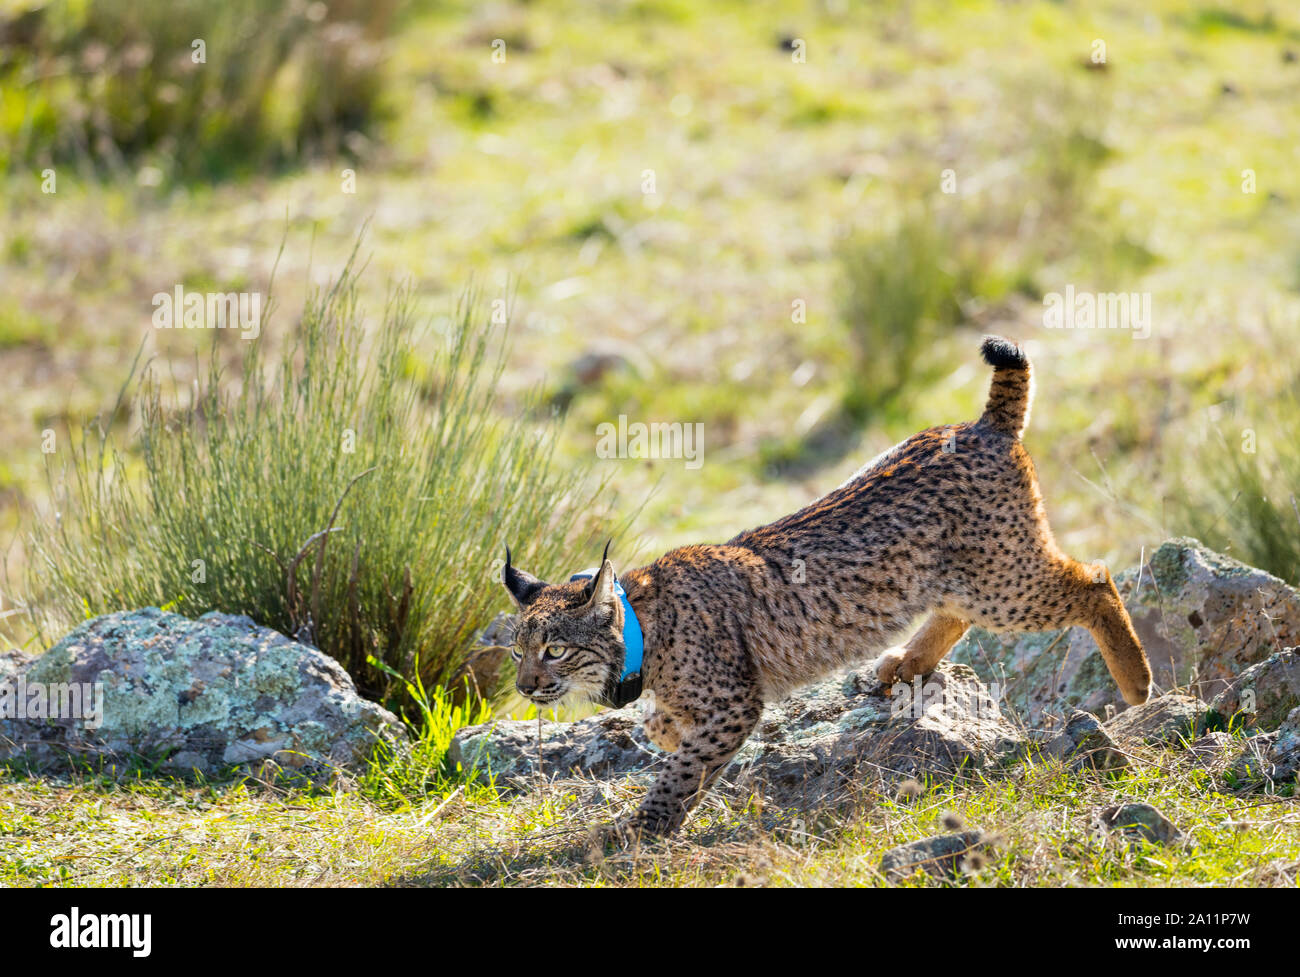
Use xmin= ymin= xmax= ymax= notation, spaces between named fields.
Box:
xmin=503 ymin=336 xmax=1152 ymax=839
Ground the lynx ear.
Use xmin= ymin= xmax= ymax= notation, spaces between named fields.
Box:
xmin=503 ymin=546 xmax=548 ymax=609
xmin=583 ymin=558 xmax=619 ymax=615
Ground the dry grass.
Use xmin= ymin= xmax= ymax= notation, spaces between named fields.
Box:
xmin=4 ymin=744 xmax=1296 ymax=887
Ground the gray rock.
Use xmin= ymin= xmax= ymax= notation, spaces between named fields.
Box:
xmin=0 ymin=647 xmax=30 ymax=683
xmin=878 ymin=830 xmax=986 ymax=882
xmin=1042 ymin=709 xmax=1126 ymax=770
xmin=1209 ymin=649 xmax=1300 ymax=732
xmin=1103 ymin=694 xmax=1207 ymax=746
xmin=1228 ymin=707 xmax=1300 ymax=790
xmin=1185 ymin=731 xmax=1236 ymax=767
xmin=1094 ymin=800 xmax=1186 ymax=846
xmin=951 ymin=538 xmax=1300 ymax=725
xmin=0 ymin=608 xmax=404 ymax=777
xmin=450 ymin=662 xmax=1025 ymax=808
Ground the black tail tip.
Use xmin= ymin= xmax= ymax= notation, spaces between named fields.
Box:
xmin=980 ymin=336 xmax=1028 ymax=370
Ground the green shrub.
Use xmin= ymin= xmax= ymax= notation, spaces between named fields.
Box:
xmin=23 ymin=252 xmax=609 ymax=701
xmin=0 ymin=0 xmax=402 ymax=178
xmin=837 ymin=210 xmax=968 ymax=422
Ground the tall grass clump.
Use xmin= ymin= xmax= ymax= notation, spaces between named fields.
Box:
xmin=1183 ymin=393 xmax=1300 ymax=586
xmin=359 ymin=659 xmax=494 ymax=809
xmin=0 ymin=0 xmax=402 ymax=179
xmin=24 ymin=253 xmax=608 ymax=701
xmin=837 ymin=211 xmax=968 ymax=422
xmin=834 ymin=77 xmax=1120 ymax=424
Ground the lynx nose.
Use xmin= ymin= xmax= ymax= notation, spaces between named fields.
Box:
xmin=516 ymin=680 xmax=538 ymax=696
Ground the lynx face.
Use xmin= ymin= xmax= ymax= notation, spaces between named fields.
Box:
xmin=502 ymin=552 xmax=625 ymax=705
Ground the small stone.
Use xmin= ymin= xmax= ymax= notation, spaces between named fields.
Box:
xmin=1185 ymin=731 xmax=1235 ymax=767
xmin=1043 ymin=709 xmax=1127 ymax=770
xmin=1094 ymin=800 xmax=1186 ymax=846
xmin=879 ymin=831 xmax=987 ymax=882
xmin=1228 ymin=707 xmax=1300 ymax=790
xmin=568 ymin=350 xmax=629 ymax=387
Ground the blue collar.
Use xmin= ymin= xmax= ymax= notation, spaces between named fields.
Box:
xmin=569 ymin=569 xmax=644 ymax=707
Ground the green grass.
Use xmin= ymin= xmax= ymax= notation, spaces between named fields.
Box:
xmin=4 ymin=0 xmax=1300 ymax=887
xmin=19 ymin=246 xmax=612 ymax=700
xmin=358 ymin=663 xmax=494 ymax=810
xmin=837 ymin=210 xmax=969 ymax=423
xmin=1182 ymin=380 xmax=1300 ymax=586
xmin=832 ymin=74 xmax=1118 ymax=427
xmin=0 ymin=0 xmax=403 ymax=179
xmin=0 ymin=306 xmax=58 ymax=350
xmin=2 ymin=742 xmax=1295 ymax=887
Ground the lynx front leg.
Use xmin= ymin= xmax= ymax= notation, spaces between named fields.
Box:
xmin=875 ymin=613 xmax=970 ymax=686
xmin=622 ymin=695 xmax=762 ymax=839
xmin=644 ymin=709 xmax=682 ymax=753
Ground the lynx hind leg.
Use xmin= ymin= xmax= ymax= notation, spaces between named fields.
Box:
xmin=1035 ymin=558 xmax=1151 ymax=706
xmin=969 ymin=556 xmax=1153 ymax=707
xmin=875 ymin=613 xmax=970 ymax=686
xmin=1077 ymin=563 xmax=1152 ymax=705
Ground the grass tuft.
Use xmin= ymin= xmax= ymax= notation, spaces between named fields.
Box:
xmin=21 ymin=246 xmax=610 ymax=701
xmin=1183 ymin=385 xmax=1300 ymax=585
xmin=0 ymin=0 xmax=403 ymax=179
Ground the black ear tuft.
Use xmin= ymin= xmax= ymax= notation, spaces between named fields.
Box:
xmin=601 ymin=538 xmax=612 ymax=565
xmin=583 ymin=556 xmax=619 ymax=614
xmin=503 ymin=545 xmax=548 ymax=609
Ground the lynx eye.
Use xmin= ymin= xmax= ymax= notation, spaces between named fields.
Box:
xmin=510 ymin=646 xmax=523 ymax=663
xmin=541 ymin=646 xmax=570 ymax=662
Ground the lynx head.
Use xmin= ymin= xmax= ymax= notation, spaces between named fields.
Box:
xmin=501 ymin=545 xmax=625 ymax=706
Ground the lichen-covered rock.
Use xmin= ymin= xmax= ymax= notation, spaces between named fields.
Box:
xmin=0 ymin=608 xmax=404 ymax=777
xmin=878 ymin=830 xmax=986 ymax=882
xmin=1228 ymin=707 xmax=1300 ymax=791
xmin=1209 ymin=649 xmax=1300 ymax=732
xmin=1103 ymin=694 xmax=1207 ymax=746
xmin=951 ymin=539 xmax=1300 ymax=724
xmin=1042 ymin=709 xmax=1126 ymax=770
xmin=450 ymin=662 xmax=1025 ymax=808
xmin=0 ymin=648 xmax=29 ymax=683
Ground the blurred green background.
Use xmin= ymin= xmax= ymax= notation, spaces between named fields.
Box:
xmin=3 ymin=0 xmax=1300 ymax=679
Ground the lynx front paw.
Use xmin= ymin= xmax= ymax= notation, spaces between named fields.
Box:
xmin=875 ymin=645 xmax=939 ymax=686
xmin=599 ymin=819 xmax=642 ymax=848
xmin=874 ymin=647 xmax=909 ymax=687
